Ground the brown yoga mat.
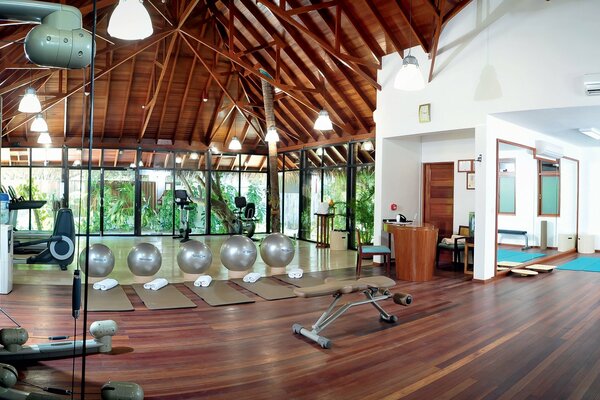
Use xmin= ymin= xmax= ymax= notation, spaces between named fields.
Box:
xmin=231 ymin=278 xmax=297 ymax=301
xmin=273 ymin=274 xmax=325 ymax=288
xmin=131 ymin=284 xmax=197 ymax=310
xmin=184 ymin=281 xmax=255 ymax=307
xmin=86 ymin=285 xmax=134 ymax=312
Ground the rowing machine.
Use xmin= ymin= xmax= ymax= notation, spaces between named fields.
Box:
xmin=0 ymin=320 xmax=117 ymax=363
xmin=292 ymin=276 xmax=412 ymax=349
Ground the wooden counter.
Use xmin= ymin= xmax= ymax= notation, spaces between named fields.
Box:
xmin=383 ymin=223 xmax=438 ymax=282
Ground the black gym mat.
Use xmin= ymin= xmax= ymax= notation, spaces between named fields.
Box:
xmin=184 ymin=281 xmax=255 ymax=307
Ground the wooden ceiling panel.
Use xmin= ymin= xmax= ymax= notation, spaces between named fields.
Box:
xmin=0 ymin=0 xmax=472 ymax=150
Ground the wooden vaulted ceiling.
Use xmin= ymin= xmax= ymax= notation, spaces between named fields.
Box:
xmin=0 ymin=0 xmax=472 ymax=153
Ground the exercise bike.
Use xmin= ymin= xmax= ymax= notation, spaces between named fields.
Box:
xmin=229 ymin=196 xmax=256 ymax=238
xmin=174 ymin=189 xmax=194 ymax=242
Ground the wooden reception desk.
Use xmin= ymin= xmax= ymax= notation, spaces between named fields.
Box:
xmin=383 ymin=223 xmax=438 ymax=282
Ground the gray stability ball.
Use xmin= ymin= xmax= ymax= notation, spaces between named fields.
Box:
xmin=260 ymin=233 xmax=295 ymax=268
xmin=177 ymin=240 xmax=213 ymax=274
xmin=79 ymin=244 xmax=115 ymax=277
xmin=127 ymin=243 xmax=162 ymax=276
xmin=220 ymin=235 xmax=257 ymax=271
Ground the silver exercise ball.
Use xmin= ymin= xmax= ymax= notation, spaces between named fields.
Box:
xmin=79 ymin=244 xmax=115 ymax=277
xmin=220 ymin=235 xmax=257 ymax=271
xmin=260 ymin=233 xmax=295 ymax=268
xmin=127 ymin=243 xmax=162 ymax=276
xmin=177 ymin=240 xmax=213 ymax=274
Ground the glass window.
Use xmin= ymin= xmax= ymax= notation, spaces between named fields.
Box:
xmin=301 ymin=169 xmax=321 ymax=240
xmin=538 ymin=160 xmax=560 ymax=216
xmin=212 ymin=154 xmax=239 ymax=171
xmin=284 ymin=151 xmax=300 ymax=170
xmin=283 ymin=170 xmax=300 ymax=237
xmin=103 ymin=170 xmax=136 ymax=234
xmin=140 ymin=169 xmax=173 ymax=235
xmin=498 ymin=158 xmax=516 ymax=214
xmin=68 ymin=169 xmax=101 ymax=234
xmin=322 ymin=144 xmax=348 ymax=167
xmin=210 ymin=171 xmax=238 ymax=234
xmin=323 ymin=167 xmax=347 ymax=230
xmin=241 ymin=172 xmax=267 ymax=233
xmin=103 ymin=149 xmax=137 ymax=168
xmin=68 ymin=148 xmax=102 ymax=167
xmin=141 ymin=151 xmax=174 ymax=169
xmin=355 ymin=165 xmax=375 ymax=245
xmin=31 ymin=148 xmax=62 ymax=167
xmin=176 ymin=170 xmax=207 ymax=234
xmin=1 ymin=148 xmax=29 ymax=166
xmin=1 ymin=167 xmax=31 ymax=230
xmin=31 ymin=168 xmax=63 ymax=231
xmin=353 ymin=141 xmax=376 ymax=165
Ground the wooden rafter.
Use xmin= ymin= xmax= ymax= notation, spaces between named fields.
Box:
xmin=155 ymin=36 xmax=182 ymax=143
xmin=393 ymin=0 xmax=430 ymax=53
xmin=428 ymin=0 xmax=445 ymax=82
xmin=138 ymin=31 xmax=178 ymax=141
xmin=363 ymin=0 xmax=404 ymax=55
xmin=117 ymin=57 xmax=137 ymax=141
xmin=287 ymin=1 xmax=338 ymax=15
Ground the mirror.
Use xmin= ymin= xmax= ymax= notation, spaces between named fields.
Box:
xmin=496 ymin=140 xmax=578 ymax=273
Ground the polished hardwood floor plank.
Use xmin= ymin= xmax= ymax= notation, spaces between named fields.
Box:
xmin=3 ymin=243 xmax=600 ymax=399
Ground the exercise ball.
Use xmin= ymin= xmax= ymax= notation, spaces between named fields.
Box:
xmin=79 ymin=244 xmax=115 ymax=277
xmin=127 ymin=243 xmax=162 ymax=276
xmin=220 ymin=235 xmax=257 ymax=271
xmin=177 ymin=240 xmax=213 ymax=274
xmin=260 ymin=233 xmax=295 ymax=268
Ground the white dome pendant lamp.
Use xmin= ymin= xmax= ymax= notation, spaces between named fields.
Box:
xmin=394 ymin=0 xmax=425 ymax=91
xmin=108 ymin=0 xmax=154 ymax=40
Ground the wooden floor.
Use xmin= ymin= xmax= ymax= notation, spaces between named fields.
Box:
xmin=3 ymin=249 xmax=600 ymax=399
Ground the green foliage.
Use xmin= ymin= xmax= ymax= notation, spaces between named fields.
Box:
xmin=354 ymin=166 xmax=375 ymax=244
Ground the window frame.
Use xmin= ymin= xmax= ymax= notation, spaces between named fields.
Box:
xmin=497 ymin=158 xmax=516 ymax=215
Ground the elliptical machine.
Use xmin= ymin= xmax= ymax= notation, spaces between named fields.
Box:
xmin=173 ymin=190 xmax=194 ymax=242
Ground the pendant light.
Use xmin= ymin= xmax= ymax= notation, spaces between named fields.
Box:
xmin=37 ymin=132 xmax=52 ymax=145
xmin=210 ymin=145 xmax=219 ymax=154
xmin=30 ymin=113 xmax=48 ymax=132
xmin=19 ymin=87 xmax=42 ymax=113
xmin=265 ymin=126 xmax=279 ymax=142
xmin=394 ymin=0 xmax=425 ymax=91
xmin=129 ymin=162 xmax=136 ymax=169
xmin=189 ymin=152 xmax=199 ymax=160
xmin=361 ymin=140 xmax=374 ymax=151
xmin=229 ymin=137 xmax=242 ymax=150
xmin=313 ymin=109 xmax=333 ymax=131
xmin=108 ymin=0 xmax=153 ymax=40
xmin=175 ymin=155 xmax=182 ymax=164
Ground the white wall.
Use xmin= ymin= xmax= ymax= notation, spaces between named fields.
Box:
xmin=374 ymin=136 xmax=421 ymax=251
xmin=375 ymin=0 xmax=600 ymax=280
xmin=421 ymin=130 xmax=476 ymax=233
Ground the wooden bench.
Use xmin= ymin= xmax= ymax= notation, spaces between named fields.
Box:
xmin=498 ymin=229 xmax=530 ymax=250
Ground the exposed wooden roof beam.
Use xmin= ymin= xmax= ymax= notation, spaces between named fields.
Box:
xmin=338 ymin=1 xmax=384 ymax=60
xmin=442 ymin=0 xmax=473 ymax=25
xmin=178 ymin=0 xmax=200 ymax=28
xmin=363 ymin=0 xmax=405 ymax=55
xmin=393 ymin=0 xmax=430 ymax=53
xmin=428 ymin=0 xmax=445 ymax=82
xmin=155 ymin=36 xmax=182 ymax=142
xmin=117 ymin=57 xmax=137 ymax=141
xmin=188 ymin=75 xmax=213 ymax=145
xmin=138 ymin=31 xmax=178 ymax=141
xmin=287 ymin=1 xmax=338 ymax=15
xmin=99 ymin=51 xmax=114 ymax=141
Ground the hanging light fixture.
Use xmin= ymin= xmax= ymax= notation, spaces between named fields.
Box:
xmin=361 ymin=140 xmax=374 ymax=151
xmin=30 ymin=113 xmax=48 ymax=132
xmin=229 ymin=137 xmax=242 ymax=150
xmin=108 ymin=0 xmax=153 ymax=40
xmin=394 ymin=0 xmax=425 ymax=91
xmin=175 ymin=155 xmax=183 ymax=164
xmin=129 ymin=162 xmax=136 ymax=168
xmin=189 ymin=152 xmax=199 ymax=160
xmin=138 ymin=160 xmax=144 ymax=167
xmin=210 ymin=145 xmax=219 ymax=154
xmin=265 ymin=126 xmax=280 ymax=142
xmin=313 ymin=109 xmax=333 ymax=131
xmin=37 ymin=131 xmax=52 ymax=145
xmin=72 ymin=159 xmax=82 ymax=167
xmin=19 ymin=87 xmax=42 ymax=113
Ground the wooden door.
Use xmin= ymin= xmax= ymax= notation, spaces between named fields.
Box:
xmin=423 ymin=163 xmax=454 ymax=239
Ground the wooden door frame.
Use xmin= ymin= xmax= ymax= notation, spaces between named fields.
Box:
xmin=422 ymin=161 xmax=455 ymax=236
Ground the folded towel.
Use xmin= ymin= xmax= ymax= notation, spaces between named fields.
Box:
xmin=194 ymin=275 xmax=213 ymax=287
xmin=242 ymin=272 xmax=261 ymax=283
xmin=143 ymin=278 xmax=169 ymax=291
xmin=92 ymin=278 xmax=118 ymax=291
xmin=441 ymin=235 xmax=466 ymax=245
xmin=288 ymin=268 xmax=303 ymax=279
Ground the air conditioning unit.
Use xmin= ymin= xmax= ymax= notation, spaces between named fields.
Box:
xmin=535 ymin=140 xmax=564 ymax=160
xmin=583 ymin=73 xmax=600 ymax=96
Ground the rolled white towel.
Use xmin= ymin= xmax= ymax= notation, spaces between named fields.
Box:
xmin=441 ymin=235 xmax=466 ymax=245
xmin=194 ymin=275 xmax=213 ymax=287
xmin=143 ymin=278 xmax=169 ymax=291
xmin=288 ymin=268 xmax=303 ymax=279
xmin=242 ymin=272 xmax=261 ymax=283
xmin=93 ymin=278 xmax=118 ymax=291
